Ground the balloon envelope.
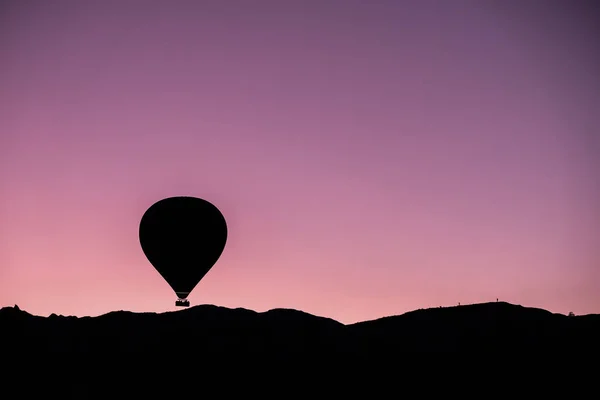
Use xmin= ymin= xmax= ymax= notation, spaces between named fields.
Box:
xmin=139 ymin=196 xmax=228 ymax=300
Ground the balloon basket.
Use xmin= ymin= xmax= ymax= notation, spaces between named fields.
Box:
xmin=175 ymin=299 xmax=190 ymax=307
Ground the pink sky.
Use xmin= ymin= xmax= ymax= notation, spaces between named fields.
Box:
xmin=1 ymin=0 xmax=598 ymax=323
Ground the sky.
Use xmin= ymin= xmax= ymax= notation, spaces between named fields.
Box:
xmin=1 ymin=0 xmax=598 ymax=324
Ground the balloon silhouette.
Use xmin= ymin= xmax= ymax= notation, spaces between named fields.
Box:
xmin=139 ymin=196 xmax=228 ymax=307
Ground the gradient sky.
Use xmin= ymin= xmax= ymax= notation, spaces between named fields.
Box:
xmin=1 ymin=0 xmax=598 ymax=323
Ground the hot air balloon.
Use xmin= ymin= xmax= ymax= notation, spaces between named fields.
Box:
xmin=139 ymin=196 xmax=228 ymax=307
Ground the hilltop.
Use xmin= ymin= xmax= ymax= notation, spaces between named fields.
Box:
xmin=1 ymin=302 xmax=598 ymax=353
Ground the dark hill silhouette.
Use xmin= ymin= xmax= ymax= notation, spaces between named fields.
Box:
xmin=1 ymin=302 xmax=598 ymax=353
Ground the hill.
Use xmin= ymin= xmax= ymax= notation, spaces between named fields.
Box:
xmin=1 ymin=302 xmax=598 ymax=353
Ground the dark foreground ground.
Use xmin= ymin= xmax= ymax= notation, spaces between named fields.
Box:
xmin=1 ymin=301 xmax=598 ymax=354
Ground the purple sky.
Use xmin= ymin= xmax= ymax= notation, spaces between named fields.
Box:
xmin=1 ymin=0 xmax=598 ymax=323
